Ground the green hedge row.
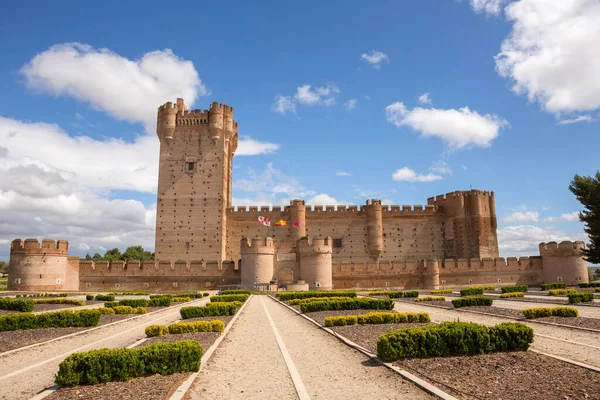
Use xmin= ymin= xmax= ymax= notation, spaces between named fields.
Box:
xmin=548 ymin=289 xmax=577 ymax=296
xmin=452 ymin=296 xmax=493 ymax=308
xmin=369 ymin=291 xmax=419 ymax=298
xmin=500 ymin=292 xmax=524 ymax=298
xmin=501 ymin=285 xmax=528 ymax=293
xmin=414 ymin=296 xmax=445 ymax=302
xmin=172 ymin=297 xmax=191 ymax=302
xmin=568 ymin=292 xmax=594 ymax=303
xmin=460 ymin=287 xmax=483 ymax=296
xmin=206 ymin=301 xmax=243 ymax=308
xmin=0 ymin=298 xmax=34 ymax=312
xmin=377 ymin=321 xmax=534 ymax=361
xmin=180 ymin=304 xmax=237 ymax=319
xmin=209 ymin=294 xmax=249 ymax=303
xmin=276 ymin=291 xmax=357 ymax=301
xmin=148 ymin=297 xmax=171 ymax=307
xmin=116 ymin=299 xmax=149 ymax=308
xmin=95 ymin=294 xmax=115 ymax=301
xmin=522 ymin=306 xmax=578 ymax=319
xmin=99 ymin=308 xmax=115 ymax=315
xmin=108 ymin=291 xmax=148 ymax=295
xmin=300 ymin=298 xmax=394 ymax=313
xmin=16 ymin=293 xmax=68 ymax=298
xmin=221 ymin=290 xmax=251 ymax=295
xmin=55 ymin=340 xmax=202 ymax=387
xmin=112 ymin=306 xmax=146 ymax=314
xmin=288 ymin=296 xmax=353 ymax=305
xmin=430 ymin=289 xmax=452 ymax=294
xmin=579 ymin=283 xmax=600 ymax=288
xmin=541 ymin=282 xmax=567 ymax=290
xmin=324 ymin=311 xmax=429 ymax=326
xmin=35 ymin=299 xmax=85 ymax=306
xmin=0 ymin=309 xmax=101 ymax=331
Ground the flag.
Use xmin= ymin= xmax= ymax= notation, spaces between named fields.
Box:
xmin=275 ymin=219 xmax=287 ymax=227
xmin=293 ymin=221 xmax=300 ymax=228
xmin=257 ymin=216 xmax=271 ymax=227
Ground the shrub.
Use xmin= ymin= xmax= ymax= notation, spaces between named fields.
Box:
xmin=369 ymin=291 xmax=419 ymax=298
xmin=203 ymin=293 xmax=210 ymax=297
xmin=35 ymin=299 xmax=86 ymax=306
xmin=55 ymin=340 xmax=202 ymax=387
xmin=221 ymin=290 xmax=251 ymax=295
xmin=0 ymin=309 xmax=101 ymax=331
xmin=568 ymin=292 xmax=594 ymax=304
xmin=299 ymin=298 xmax=394 ymax=313
xmin=597 ymin=288 xmax=600 ymax=293
xmin=0 ymin=298 xmax=34 ymax=312
xmin=548 ymin=289 xmax=577 ymax=296
xmin=500 ymin=292 xmax=524 ymax=298
xmin=117 ymin=299 xmax=149 ymax=308
xmin=452 ymin=296 xmax=493 ymax=308
xmin=104 ymin=301 xmax=118 ymax=308
xmin=501 ymin=285 xmax=528 ymax=293
xmin=148 ymin=297 xmax=171 ymax=307
xmin=357 ymin=311 xmax=429 ymax=324
xmin=523 ymin=306 xmax=579 ymax=319
xmin=414 ymin=296 xmax=445 ymax=302
xmin=112 ymin=306 xmax=146 ymax=314
xmin=541 ymin=282 xmax=567 ymax=290
xmin=460 ymin=287 xmax=484 ymax=296
xmin=168 ymin=320 xmax=225 ymax=334
xmin=324 ymin=316 xmax=358 ymax=326
xmin=108 ymin=291 xmax=149 ymax=295
xmin=377 ymin=321 xmax=533 ymax=361
xmin=98 ymin=307 xmax=115 ymax=315
xmin=206 ymin=301 xmax=243 ymax=308
xmin=172 ymin=297 xmax=191 ymax=302
xmin=209 ymin=294 xmax=249 ymax=303
xmin=431 ymin=289 xmax=452 ymax=294
xmin=288 ymin=296 xmax=353 ymax=305
xmin=149 ymin=294 xmax=172 ymax=299
xmin=276 ymin=291 xmax=358 ymax=301
xmin=20 ymin=293 xmax=69 ymax=298
xmin=180 ymin=304 xmax=237 ymax=319
xmin=145 ymin=324 xmax=169 ymax=337
xmin=86 ymin=295 xmax=94 ymax=300
xmin=95 ymin=294 xmax=115 ymax=301
xmin=580 ymin=283 xmax=600 ymax=288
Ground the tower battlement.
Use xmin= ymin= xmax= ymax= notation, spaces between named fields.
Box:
xmin=10 ymin=238 xmax=68 ymax=256
xmin=298 ymin=236 xmax=333 ymax=254
xmin=539 ymin=241 xmax=586 ymax=257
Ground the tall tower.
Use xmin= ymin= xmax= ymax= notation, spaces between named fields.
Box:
xmin=155 ymin=99 xmax=238 ymax=262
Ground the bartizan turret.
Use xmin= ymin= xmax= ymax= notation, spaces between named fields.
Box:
xmin=539 ymin=241 xmax=588 ymax=285
xmin=366 ymin=199 xmax=383 ymax=260
xmin=298 ymin=236 xmax=333 ymax=290
xmin=240 ymin=237 xmax=275 ymax=285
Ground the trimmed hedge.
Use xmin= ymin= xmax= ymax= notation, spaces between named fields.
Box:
xmin=95 ymin=294 xmax=115 ymax=301
xmin=597 ymin=288 xmax=600 ymax=293
xmin=299 ymin=298 xmax=394 ymax=313
xmin=541 ymin=282 xmax=567 ymax=290
xmin=35 ymin=299 xmax=85 ymax=306
xmin=288 ymin=296 xmax=353 ymax=305
xmin=99 ymin=307 xmax=115 ymax=315
xmin=203 ymin=293 xmax=210 ymax=297
xmin=86 ymin=295 xmax=94 ymax=300
xmin=148 ymin=297 xmax=171 ymax=307
xmin=414 ymin=296 xmax=445 ymax=302
xmin=568 ymin=292 xmax=594 ymax=304
xmin=180 ymin=304 xmax=237 ymax=319
xmin=579 ymin=283 xmax=600 ymax=288
xmin=206 ymin=301 xmax=243 ymax=308
xmin=377 ymin=321 xmax=533 ymax=361
xmin=116 ymin=299 xmax=149 ymax=308
xmin=221 ymin=290 xmax=251 ymax=295
xmin=172 ymin=297 xmax=191 ymax=302
xmin=548 ymin=289 xmax=577 ymax=296
xmin=324 ymin=315 xmax=358 ymax=326
xmin=460 ymin=287 xmax=484 ymax=296
xmin=168 ymin=320 xmax=225 ymax=334
xmin=0 ymin=309 xmax=101 ymax=331
xmin=55 ymin=340 xmax=202 ymax=387
xmin=209 ymin=294 xmax=249 ymax=303
xmin=430 ymin=289 xmax=452 ymax=294
xmin=145 ymin=324 xmax=169 ymax=337
xmin=150 ymin=294 xmax=172 ymax=299
xmin=112 ymin=306 xmax=146 ymax=314
xmin=276 ymin=291 xmax=357 ymax=301
xmin=522 ymin=306 xmax=578 ymax=319
xmin=108 ymin=291 xmax=148 ymax=295
xmin=369 ymin=291 xmax=419 ymax=299
xmin=501 ymin=285 xmax=528 ymax=293
xmin=500 ymin=292 xmax=524 ymax=298
xmin=324 ymin=311 xmax=429 ymax=326
xmin=17 ymin=293 xmax=68 ymax=298
xmin=452 ymin=296 xmax=493 ymax=308
xmin=0 ymin=298 xmax=34 ymax=312
xmin=104 ymin=301 xmax=118 ymax=308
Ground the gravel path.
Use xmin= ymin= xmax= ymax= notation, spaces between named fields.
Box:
xmin=393 ymin=301 xmax=600 ymax=369
xmin=0 ymin=297 xmax=209 ymax=400
xmin=490 ymin=298 xmax=600 ymax=318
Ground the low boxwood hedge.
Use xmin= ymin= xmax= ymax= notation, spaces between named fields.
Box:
xmin=548 ymin=289 xmax=577 ymax=296
xmin=324 ymin=311 xmax=429 ymax=326
xmin=203 ymin=293 xmax=210 ymax=297
xmin=209 ymin=294 xmax=249 ymax=303
xmin=205 ymin=301 xmax=243 ymax=308
xmin=172 ymin=297 xmax=191 ymax=302
xmin=452 ymin=296 xmax=493 ymax=308
xmin=541 ymin=282 xmax=567 ymax=290
xmin=16 ymin=293 xmax=68 ymax=298
xmin=35 ymin=299 xmax=85 ymax=306
xmin=108 ymin=291 xmax=148 ymax=295
xmin=148 ymin=297 xmax=171 ymax=307
xmin=112 ymin=306 xmax=146 ymax=314
xmin=369 ymin=291 xmax=419 ymax=298
xmin=221 ymin=290 xmax=251 ymax=295
xmin=500 ymin=292 xmax=524 ymax=298
xmin=180 ymin=304 xmax=237 ymax=319
xmin=414 ymin=296 xmax=445 ymax=302
xmin=98 ymin=307 xmax=115 ymax=315
xmin=0 ymin=309 xmax=101 ymax=331
xmin=168 ymin=320 xmax=225 ymax=334
xmin=501 ymin=285 xmax=528 ymax=293
xmin=116 ymin=299 xmax=149 ymax=308
xmin=276 ymin=291 xmax=357 ymax=301
xmin=288 ymin=296 xmax=353 ymax=305
xmin=377 ymin=321 xmax=533 ymax=361
xmin=460 ymin=287 xmax=484 ymax=296
xmin=522 ymin=306 xmax=578 ymax=319
xmin=0 ymin=298 xmax=34 ymax=312
xmin=568 ymin=292 xmax=594 ymax=304
xmin=430 ymin=289 xmax=452 ymax=294
xmin=299 ymin=298 xmax=394 ymax=313
xmin=145 ymin=324 xmax=169 ymax=337
xmin=86 ymin=295 xmax=94 ymax=300
xmin=95 ymin=294 xmax=115 ymax=301
xmin=55 ymin=340 xmax=202 ymax=386
xmin=579 ymin=283 xmax=600 ymax=288
xmin=149 ymin=294 xmax=172 ymax=299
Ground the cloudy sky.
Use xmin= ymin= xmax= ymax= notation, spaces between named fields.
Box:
xmin=0 ymin=0 xmax=598 ymax=260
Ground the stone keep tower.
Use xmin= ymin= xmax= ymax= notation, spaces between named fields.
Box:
xmin=155 ymin=99 xmax=238 ymax=262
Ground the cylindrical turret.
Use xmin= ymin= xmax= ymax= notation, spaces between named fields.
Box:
xmin=156 ymin=102 xmax=178 ymax=141
xmin=489 ymin=191 xmax=497 ymax=230
xmin=298 ymin=236 xmax=332 ymax=290
xmin=290 ymin=199 xmax=306 ymax=242
xmin=422 ymin=260 xmax=440 ymax=290
xmin=240 ymin=237 xmax=275 ymax=285
xmin=366 ymin=199 xmax=383 ymax=260
xmin=539 ymin=241 xmax=588 ymax=285
xmin=209 ymin=102 xmax=224 ymax=141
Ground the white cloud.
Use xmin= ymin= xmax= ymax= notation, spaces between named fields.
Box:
xmin=558 ymin=115 xmax=595 ymax=125
xmin=495 ymin=0 xmax=600 ymax=115
xmin=429 ymin=160 xmax=453 ymax=175
xmin=461 ymin=164 xmax=468 ymax=170
xmin=498 ymin=224 xmax=586 ymax=257
xmin=392 ymin=167 xmax=443 ymax=183
xmin=470 ymin=0 xmax=508 ymax=16
xmin=344 ymin=99 xmax=357 ymax=111
xmin=503 ymin=211 xmax=539 ymax=223
xmin=306 ymin=194 xmax=346 ymax=206
xmin=544 ymin=211 xmax=580 ymax=223
xmin=360 ymin=50 xmax=390 ymax=69
xmin=294 ymin=84 xmax=340 ymax=106
xmin=236 ymin=136 xmax=280 ymax=156
xmin=336 ymin=171 xmax=352 ymax=177
xmin=385 ymin=102 xmax=508 ymax=149
xmin=21 ymin=43 xmax=206 ymax=132
xmin=271 ymin=95 xmax=295 ymax=115
xmin=352 ymin=186 xmax=395 ymax=202
xmin=418 ymin=93 xmax=432 ymax=105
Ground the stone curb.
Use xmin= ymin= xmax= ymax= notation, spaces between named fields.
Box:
xmin=268 ymin=295 xmax=458 ymax=400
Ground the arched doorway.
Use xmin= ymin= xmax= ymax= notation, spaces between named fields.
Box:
xmin=278 ymin=267 xmax=294 ymax=285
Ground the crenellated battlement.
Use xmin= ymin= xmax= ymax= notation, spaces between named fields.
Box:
xmin=10 ymin=238 xmax=68 ymax=256
xmin=298 ymin=236 xmax=333 ymax=254
xmin=427 ymin=189 xmax=495 ymax=205
xmin=539 ymin=241 xmax=586 ymax=257
xmin=240 ymin=236 xmax=275 ymax=255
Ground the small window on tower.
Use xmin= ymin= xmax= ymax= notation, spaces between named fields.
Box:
xmin=188 ymin=162 xmax=196 ymax=171
xmin=333 ymin=239 xmax=343 ymax=248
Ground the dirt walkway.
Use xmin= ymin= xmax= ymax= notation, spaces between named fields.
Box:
xmin=188 ymin=296 xmax=433 ymax=400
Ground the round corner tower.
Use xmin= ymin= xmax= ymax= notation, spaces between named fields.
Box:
xmin=8 ymin=238 xmax=78 ymax=291
xmin=539 ymin=241 xmax=589 ymax=285
xmin=240 ymin=237 xmax=275 ymax=285
xmin=421 ymin=259 xmax=440 ymax=290
xmin=298 ymin=236 xmax=333 ymax=290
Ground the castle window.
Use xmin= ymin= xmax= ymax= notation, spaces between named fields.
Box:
xmin=333 ymin=239 xmax=343 ymax=248
xmin=187 ymin=162 xmax=196 ymax=171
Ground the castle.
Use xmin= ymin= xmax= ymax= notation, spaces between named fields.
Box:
xmin=7 ymin=99 xmax=589 ymax=292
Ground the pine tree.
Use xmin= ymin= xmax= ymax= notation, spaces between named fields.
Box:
xmin=569 ymin=172 xmax=600 ymax=264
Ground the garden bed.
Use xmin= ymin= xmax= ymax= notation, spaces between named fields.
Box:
xmin=302 ymin=309 xmax=401 ymax=325
xmin=536 ymin=316 xmax=600 ymax=331
xmin=330 ymin=323 xmax=431 ymax=353
xmin=459 ymin=306 xmax=524 ymax=319
xmin=0 ymin=303 xmax=87 ymax=315
xmin=395 ymin=298 xmax=454 ymax=308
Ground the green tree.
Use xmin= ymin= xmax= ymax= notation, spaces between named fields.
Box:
xmin=0 ymin=261 xmax=7 ymax=275
xmin=103 ymin=248 xmax=122 ymax=262
xmin=122 ymin=245 xmax=154 ymax=261
xmin=91 ymin=253 xmax=103 ymax=261
xmin=570 ymin=172 xmax=600 ymax=264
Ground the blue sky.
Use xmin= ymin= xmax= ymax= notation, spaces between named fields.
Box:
xmin=0 ymin=0 xmax=598 ymax=260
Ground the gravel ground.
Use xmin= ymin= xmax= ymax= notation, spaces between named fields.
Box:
xmin=537 ymin=316 xmax=600 ymax=331
xmin=396 ymin=299 xmax=454 ymax=308
xmin=395 ymin=352 xmax=600 ymax=400
xmin=460 ymin=306 xmax=525 ymax=318
xmin=48 ymin=372 xmax=189 ymax=400
xmin=141 ymin=332 xmax=222 ymax=352
xmin=330 ymin=323 xmax=431 ymax=353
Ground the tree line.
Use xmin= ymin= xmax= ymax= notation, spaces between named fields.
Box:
xmin=84 ymin=245 xmax=154 ymax=262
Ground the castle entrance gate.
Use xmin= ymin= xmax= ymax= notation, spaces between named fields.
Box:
xmin=278 ymin=267 xmax=294 ymax=284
